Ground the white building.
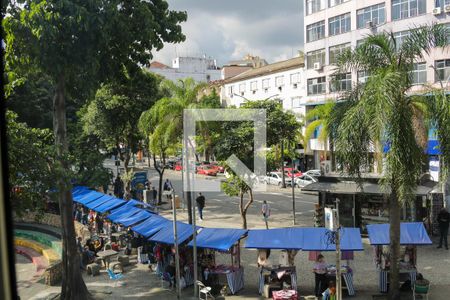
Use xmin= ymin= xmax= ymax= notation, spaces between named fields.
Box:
xmin=304 ymin=0 xmax=450 ymax=167
xmin=221 ymin=57 xmax=306 ymax=116
xmin=147 ymin=56 xmax=222 ymax=83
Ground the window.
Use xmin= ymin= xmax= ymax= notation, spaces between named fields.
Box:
xmin=239 ymin=83 xmax=245 ymax=94
xmin=329 ymin=13 xmax=351 ymax=36
xmin=307 ymin=77 xmax=326 ymax=95
xmin=329 ymin=43 xmax=350 ymax=64
xmin=307 ymin=49 xmax=325 ymax=69
xmin=392 ymin=0 xmax=426 ymax=20
xmin=262 ymin=78 xmax=270 ymax=89
xmin=306 ymin=0 xmax=325 ymax=15
xmin=410 ymin=63 xmax=426 ymax=85
xmin=228 ymin=86 xmax=234 ymax=96
xmin=330 ymin=73 xmax=352 ymax=92
xmin=275 ymin=76 xmax=284 ymax=87
xmin=292 ymin=97 xmax=302 ymax=108
xmin=435 ymin=59 xmax=450 ymax=82
xmin=357 ymin=70 xmax=370 ymax=83
xmin=357 ymin=3 xmax=386 ymax=29
xmin=250 ymin=81 xmax=257 ymax=91
xmin=307 ymin=21 xmax=325 ymax=42
xmin=329 ymin=0 xmax=349 ymax=7
xmin=290 ymin=73 xmax=301 ymax=84
xmin=394 ymin=30 xmax=411 ymax=49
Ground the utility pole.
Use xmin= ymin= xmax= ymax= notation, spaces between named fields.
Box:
xmin=335 ymin=199 xmax=342 ymax=300
xmin=192 ymin=193 xmax=198 ymax=297
xmin=291 ymin=151 xmax=296 ymax=225
xmin=281 ymin=141 xmax=286 ymax=188
xmin=172 ymin=189 xmax=181 ymax=299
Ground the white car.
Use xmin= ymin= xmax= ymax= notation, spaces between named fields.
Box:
xmin=295 ymin=174 xmax=318 ymax=188
xmin=264 ymin=172 xmax=293 ymax=186
xmin=304 ymin=169 xmax=321 ymax=177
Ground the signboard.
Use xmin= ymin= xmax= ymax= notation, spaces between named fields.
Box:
xmin=324 ymin=207 xmax=338 ymax=231
xmin=131 ymin=171 xmax=147 ymax=191
xmin=429 ymin=156 xmax=439 ymax=182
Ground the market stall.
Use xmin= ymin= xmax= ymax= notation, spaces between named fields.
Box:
xmin=245 ymin=228 xmax=303 ymax=297
xmin=301 ymin=227 xmax=363 ymax=296
xmin=188 ymin=228 xmax=247 ymax=295
xmin=366 ymin=222 xmax=432 ymax=293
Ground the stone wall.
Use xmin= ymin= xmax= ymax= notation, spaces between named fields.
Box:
xmin=44 ymin=262 xmax=63 ymax=286
xmin=15 ymin=212 xmax=62 ymax=228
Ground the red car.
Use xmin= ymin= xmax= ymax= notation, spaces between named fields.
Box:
xmin=209 ymin=162 xmax=225 ymax=173
xmin=196 ymin=165 xmax=218 ymax=176
xmin=283 ymin=167 xmax=302 ymax=178
xmin=174 ymin=162 xmax=183 ymax=171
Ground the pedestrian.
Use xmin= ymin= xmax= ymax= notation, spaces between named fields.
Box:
xmin=196 ymin=193 xmax=206 ymax=221
xmin=261 ymin=200 xmax=270 ymax=229
xmin=114 ymin=176 xmax=123 ymax=198
xmin=151 ymin=186 xmax=158 ymax=206
xmin=437 ymin=207 xmax=450 ymax=250
xmin=145 ymin=179 xmax=151 ymax=190
xmin=322 ymin=281 xmax=336 ymax=300
xmin=163 ymin=179 xmax=173 ymax=200
xmin=313 ymin=254 xmax=328 ymax=297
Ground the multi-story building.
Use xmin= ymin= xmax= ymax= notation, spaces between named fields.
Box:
xmin=304 ymin=0 xmax=450 ymax=168
xmin=147 ymin=55 xmax=221 ymax=83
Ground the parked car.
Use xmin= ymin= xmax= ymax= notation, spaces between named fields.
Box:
xmin=209 ymin=162 xmax=225 ymax=173
xmin=304 ymin=169 xmax=321 ymax=177
xmin=196 ymin=165 xmax=218 ymax=176
xmin=295 ymin=174 xmax=318 ymax=188
xmin=264 ymin=172 xmax=293 ymax=186
xmin=173 ymin=161 xmax=183 ymax=171
xmin=283 ymin=167 xmax=303 ymax=178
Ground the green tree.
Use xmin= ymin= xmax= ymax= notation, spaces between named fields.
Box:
xmin=332 ymin=25 xmax=449 ymax=300
xmin=3 ymin=1 xmax=186 ymax=297
xmin=6 ymin=111 xmax=54 ymax=216
xmin=82 ymin=68 xmax=163 ymax=193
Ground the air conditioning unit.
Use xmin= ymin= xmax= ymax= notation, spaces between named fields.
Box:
xmin=445 ymin=5 xmax=450 ymax=12
xmin=313 ymin=62 xmax=323 ymax=71
xmin=432 ymin=7 xmax=442 ymax=15
xmin=366 ymin=20 xmax=374 ymax=29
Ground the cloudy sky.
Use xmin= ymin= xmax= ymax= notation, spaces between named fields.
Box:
xmin=152 ymin=0 xmax=304 ymax=67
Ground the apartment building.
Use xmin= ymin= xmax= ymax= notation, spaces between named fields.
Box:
xmin=304 ymin=0 xmax=450 ymax=168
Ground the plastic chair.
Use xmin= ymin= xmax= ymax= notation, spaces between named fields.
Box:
xmin=412 ymin=282 xmax=430 ymax=300
xmin=107 ymin=268 xmax=124 ymax=287
xmin=196 ymin=280 xmax=215 ymax=300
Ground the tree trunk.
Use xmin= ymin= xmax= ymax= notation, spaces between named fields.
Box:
xmin=186 ymin=192 xmax=193 ymax=224
xmin=124 ymin=150 xmax=131 ymax=193
xmin=388 ymin=187 xmax=401 ymax=300
xmin=239 ymin=192 xmax=246 ymax=229
xmin=153 ymin=154 xmax=165 ymax=205
xmin=53 ymin=74 xmax=90 ymax=299
xmin=281 ymin=141 xmax=286 ymax=188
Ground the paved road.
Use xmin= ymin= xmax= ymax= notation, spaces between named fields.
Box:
xmin=104 ymin=159 xmax=318 ymax=229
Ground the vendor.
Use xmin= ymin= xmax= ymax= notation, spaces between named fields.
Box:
xmin=313 ymin=254 xmax=327 ymax=297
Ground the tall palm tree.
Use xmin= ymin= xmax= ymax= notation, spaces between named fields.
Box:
xmin=332 ymin=24 xmax=449 ymax=300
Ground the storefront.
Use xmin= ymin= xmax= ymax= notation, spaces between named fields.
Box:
xmin=303 ymin=177 xmax=437 ymax=233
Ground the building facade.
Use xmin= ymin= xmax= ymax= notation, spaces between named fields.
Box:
xmin=147 ymin=56 xmax=222 ymax=83
xmin=303 ymin=0 xmax=450 ymax=167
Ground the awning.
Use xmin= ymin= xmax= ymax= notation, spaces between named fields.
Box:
xmin=302 ymin=227 xmax=364 ymax=251
xmin=72 ymin=186 xmax=90 ymax=196
xmin=367 ymin=222 xmax=432 ymax=245
xmin=188 ymin=228 xmax=247 ymax=251
xmin=427 ymin=140 xmax=441 ymax=155
xmin=108 ymin=206 xmax=142 ymax=223
xmin=149 ymin=222 xmax=197 ymax=245
xmin=116 ymin=210 xmax=152 ymax=227
xmin=132 ymin=215 xmax=170 ymax=237
xmin=245 ymin=228 xmax=303 ymax=250
xmin=73 ymin=191 xmax=104 ymax=205
xmin=84 ymin=195 xmax=116 ymax=210
xmin=92 ymin=197 xmax=126 ymax=213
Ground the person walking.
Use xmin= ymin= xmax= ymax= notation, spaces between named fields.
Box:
xmin=196 ymin=193 xmax=206 ymax=221
xmin=163 ymin=179 xmax=173 ymax=201
xmin=437 ymin=207 xmax=450 ymax=249
xmin=313 ymin=254 xmax=328 ymax=297
xmin=151 ymin=186 xmax=158 ymax=206
xmin=261 ymin=200 xmax=270 ymax=229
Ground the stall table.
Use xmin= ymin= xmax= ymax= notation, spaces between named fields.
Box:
xmin=272 ymin=289 xmax=298 ymax=300
xmin=96 ymin=249 xmax=118 ymax=269
xmin=205 ymin=265 xmax=244 ymax=295
xmin=325 ymin=265 xmax=355 ymax=296
xmin=258 ymin=266 xmax=298 ymax=295
xmin=378 ymin=267 xmax=417 ymax=293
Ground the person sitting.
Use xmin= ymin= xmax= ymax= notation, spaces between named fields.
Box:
xmin=322 ymin=281 xmax=336 ymax=300
xmin=93 ymin=237 xmax=104 ymax=254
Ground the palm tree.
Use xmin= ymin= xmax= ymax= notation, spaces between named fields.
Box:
xmin=332 ymin=24 xmax=449 ymax=300
xmin=303 ymin=101 xmax=335 ymax=168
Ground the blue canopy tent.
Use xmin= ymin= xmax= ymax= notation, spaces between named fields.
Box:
xmin=115 ymin=210 xmax=152 ymax=227
xmin=92 ymin=197 xmax=126 ymax=213
xmin=73 ymin=191 xmax=104 ymax=205
xmin=366 ymin=222 xmax=432 ymax=245
xmin=84 ymin=195 xmax=117 ymax=210
xmin=245 ymin=228 xmax=304 ymax=250
xmin=72 ymin=186 xmax=90 ymax=197
xmin=108 ymin=206 xmax=142 ymax=223
xmin=149 ymin=221 xmax=197 ymax=245
xmin=131 ymin=215 xmax=170 ymax=238
xmin=188 ymin=228 xmax=247 ymax=251
xmin=301 ymin=227 xmax=364 ymax=251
